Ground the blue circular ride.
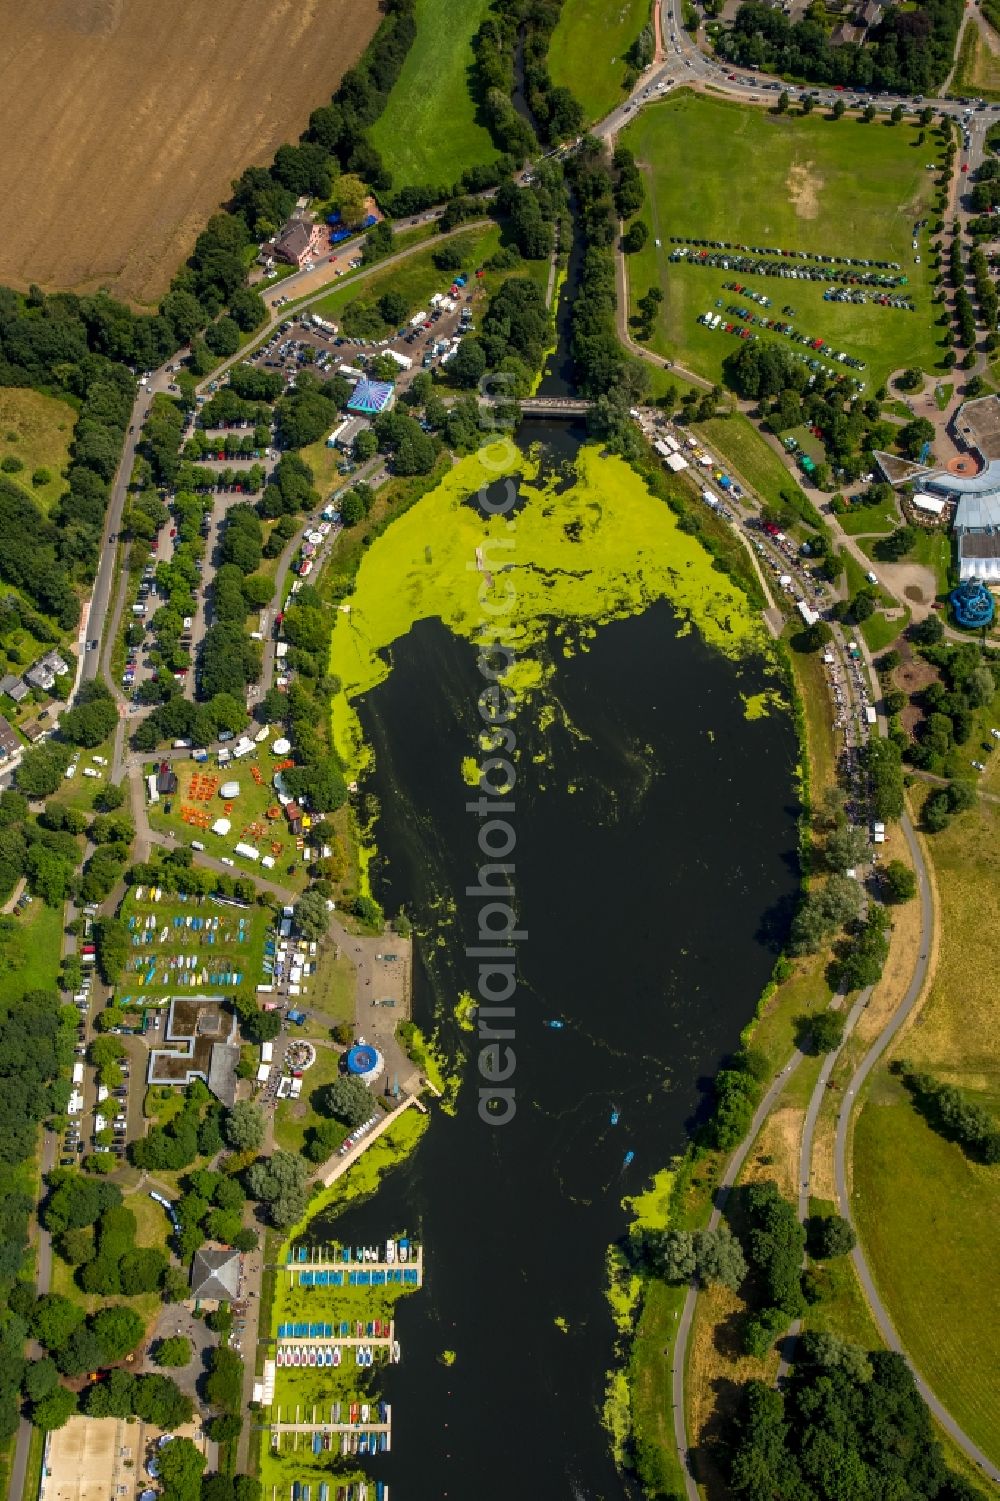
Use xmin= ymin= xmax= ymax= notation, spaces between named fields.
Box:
xmin=346 ymin=1044 xmax=380 ymax=1077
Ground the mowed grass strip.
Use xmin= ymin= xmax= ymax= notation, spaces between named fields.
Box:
xmin=621 ymin=91 xmax=942 ymax=390
xmin=312 ymin=223 xmax=502 ymax=322
xmin=548 ymin=0 xmax=651 ymax=123
xmin=0 ymin=388 xmax=76 ymax=513
xmin=852 ymin=795 xmax=1000 ymax=1465
xmin=369 ymin=0 xmax=498 ymax=189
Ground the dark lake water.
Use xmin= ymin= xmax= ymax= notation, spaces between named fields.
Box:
xmin=317 ymin=574 xmax=801 ymax=1498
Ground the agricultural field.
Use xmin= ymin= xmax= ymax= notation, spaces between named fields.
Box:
xmin=112 ymin=886 xmax=271 ymax=1008
xmin=548 ymin=0 xmax=650 ymax=122
xmin=146 ymin=746 xmax=320 ymax=892
xmin=0 ymin=388 xmax=76 ymax=512
xmin=621 ymin=92 xmax=944 ymax=391
xmin=0 ymin=0 xmax=381 ymax=306
xmin=852 ymin=794 xmax=1000 ymax=1468
xmin=368 ymin=0 xmax=498 ymax=191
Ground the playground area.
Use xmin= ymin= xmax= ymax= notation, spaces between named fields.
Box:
xmin=114 ymin=888 xmax=271 ymax=1003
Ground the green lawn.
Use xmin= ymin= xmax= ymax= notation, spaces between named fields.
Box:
xmin=858 ymin=528 xmax=953 ymax=596
xmin=368 ymin=0 xmax=498 ymax=190
xmin=0 ymin=387 xmax=76 ymax=513
xmin=838 ymin=498 xmax=900 ymax=536
xmin=852 ymin=794 xmax=1000 ymax=1468
xmin=621 ymin=92 xmax=944 ymax=392
xmin=311 ymin=223 xmax=502 ymax=326
xmin=548 ymin=0 xmax=651 ymax=123
xmin=854 ymin=1078 xmax=1000 ymax=1466
xmin=860 ymin=608 xmax=908 ymax=653
xmin=111 ymin=886 xmax=271 ymax=1008
xmin=272 ymin=1043 xmax=348 ymax=1156
xmin=146 ymin=746 xmax=316 ymax=892
xmin=0 ymin=898 xmax=64 ymax=1009
xmin=693 ymin=413 xmax=814 ymax=520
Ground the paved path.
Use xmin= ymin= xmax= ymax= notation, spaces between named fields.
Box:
xmin=671 ymin=1050 xmax=807 ymax=1496
xmin=832 ymin=814 xmax=1000 ymax=1484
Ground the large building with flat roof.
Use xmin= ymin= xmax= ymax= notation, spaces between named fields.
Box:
xmin=147 ymin=996 xmax=240 ymax=1107
xmin=875 ymin=395 xmax=1000 ymax=584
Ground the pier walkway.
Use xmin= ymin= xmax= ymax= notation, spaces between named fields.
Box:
xmin=281 ymin=1244 xmax=424 ymax=1288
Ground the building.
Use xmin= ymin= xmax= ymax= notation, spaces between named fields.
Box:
xmin=950 ymin=578 xmax=996 ymax=628
xmin=0 ymin=715 xmax=19 ymax=765
xmin=190 ymin=1245 xmax=241 ymax=1304
xmin=156 ymin=761 xmax=178 ymax=796
xmin=346 ymin=379 xmax=395 ymax=418
xmin=265 ymin=217 xmax=324 ymax=269
xmin=147 ymin=997 xmax=240 ymax=1107
xmin=875 ymin=396 xmax=1000 ymax=585
xmin=326 ymin=415 xmax=369 ymax=451
xmin=24 ymin=649 xmax=69 ymax=695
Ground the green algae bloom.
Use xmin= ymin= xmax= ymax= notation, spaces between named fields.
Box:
xmin=329 ymin=443 xmax=771 ymax=780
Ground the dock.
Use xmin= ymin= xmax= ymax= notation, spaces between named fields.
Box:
xmin=282 ymin=1243 xmax=424 ymax=1288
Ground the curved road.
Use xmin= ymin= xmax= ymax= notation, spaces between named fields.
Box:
xmin=833 ymin=813 xmax=1000 ymax=1485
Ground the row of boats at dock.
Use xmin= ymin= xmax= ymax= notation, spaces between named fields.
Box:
xmin=276 ymin=1341 xmax=399 ymax=1367
xmin=290 ymin=1240 xmax=413 ymax=1265
xmin=286 ymin=1480 xmax=388 ymax=1501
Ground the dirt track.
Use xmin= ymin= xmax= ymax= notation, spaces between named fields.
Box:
xmin=0 ymin=0 xmax=380 ymax=307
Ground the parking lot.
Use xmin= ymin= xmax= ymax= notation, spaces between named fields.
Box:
xmin=248 ymin=286 xmax=475 ymax=401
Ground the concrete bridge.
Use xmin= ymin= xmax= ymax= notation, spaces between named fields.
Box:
xmin=519 ymin=396 xmax=593 ymax=417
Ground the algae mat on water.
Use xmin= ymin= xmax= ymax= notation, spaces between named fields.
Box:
xmin=329 ymin=444 xmax=771 ymax=774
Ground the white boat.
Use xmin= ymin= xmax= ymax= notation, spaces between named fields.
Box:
xmin=385 ymin=1240 xmax=395 ymax=1263
xmin=360 ymin=1404 xmax=370 ymax=1424
xmin=398 ymin=1243 xmax=408 ymax=1262
xmin=390 ymin=1340 xmax=400 ymax=1364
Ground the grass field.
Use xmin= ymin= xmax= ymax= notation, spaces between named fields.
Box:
xmin=692 ymin=413 xmax=813 ymax=518
xmin=548 ymin=0 xmax=651 ymax=123
xmin=0 ymin=898 xmax=64 ymax=1008
xmin=852 ymin=794 xmax=1000 ymax=1467
xmin=0 ymin=0 xmax=381 ymax=306
xmin=272 ymin=1043 xmax=349 ymax=1156
xmin=621 ymin=92 xmax=943 ymax=391
xmin=837 ymin=497 xmax=900 ymax=536
xmin=146 ymin=747 xmax=316 ymax=892
xmin=112 ymin=886 xmax=271 ymax=1008
xmin=369 ymin=0 xmax=498 ymax=191
xmin=0 ymin=388 xmax=75 ymax=512
xmin=312 ymin=223 xmax=503 ymax=325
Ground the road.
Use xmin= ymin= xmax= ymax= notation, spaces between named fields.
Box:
xmin=832 ymin=813 xmax=1000 ymax=1485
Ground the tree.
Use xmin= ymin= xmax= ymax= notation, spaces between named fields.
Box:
xmin=157 ymin=1437 xmax=206 ymax=1501
xmin=694 ymin=1223 xmax=747 ymax=1291
xmin=799 ymin=1009 xmax=845 ymax=1054
xmin=743 ymin=1305 xmax=788 ymax=1358
xmin=621 ymin=220 xmax=648 ymax=254
xmin=378 ymin=290 xmax=408 ymax=326
xmin=449 ymin=338 xmax=487 ymax=389
xmin=155 ymin=1336 xmax=191 ymax=1368
xmin=831 ymin=97 xmax=846 ymax=119
xmin=898 ymin=415 xmax=935 ymax=459
xmin=653 ymin=1228 xmax=696 ymax=1282
xmin=224 ymin=1100 xmax=265 ymax=1153
xmin=32 ymin=1385 xmax=77 ymax=1430
xmin=245 ymin=1151 xmax=309 ymax=1227
xmin=806 ymin=1213 xmax=856 ymax=1259
xmin=825 ymin=823 xmax=868 ymax=873
xmin=92 ymin=1304 xmax=145 ymax=1362
xmin=32 ymin=1294 xmax=85 ymax=1353
xmin=890 ymin=103 xmax=904 ymax=123
xmin=777 ymin=90 xmax=789 ymax=113
xmin=315 ymin=1074 xmax=372 ymax=1128
xmin=884 ymin=859 xmax=916 ymax=902
xmin=293 ymin=888 xmax=330 ymax=943
xmin=22 ymin=1358 xmax=60 ymax=1403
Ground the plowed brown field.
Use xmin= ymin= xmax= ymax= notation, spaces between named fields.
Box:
xmin=0 ymin=0 xmax=380 ymax=307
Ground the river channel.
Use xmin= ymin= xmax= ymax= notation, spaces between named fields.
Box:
xmin=311 ymin=249 xmax=801 ymax=1496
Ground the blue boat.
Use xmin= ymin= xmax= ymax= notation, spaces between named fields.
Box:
xmin=610 ymin=1107 xmax=620 ymax=1126
xmin=622 ymin=1149 xmax=635 ymax=1169
xmin=544 ymin=1019 xmax=565 ymax=1029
